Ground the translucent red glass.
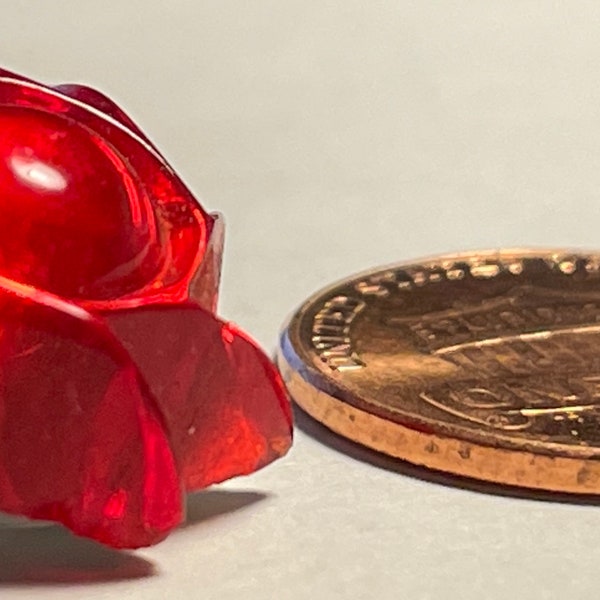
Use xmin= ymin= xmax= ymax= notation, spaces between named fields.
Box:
xmin=0 ymin=68 xmax=292 ymax=548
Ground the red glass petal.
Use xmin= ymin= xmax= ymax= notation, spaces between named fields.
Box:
xmin=103 ymin=304 xmax=293 ymax=490
xmin=53 ymin=84 xmax=154 ymax=147
xmin=0 ymin=72 xmax=214 ymax=307
xmin=0 ymin=278 xmax=182 ymax=548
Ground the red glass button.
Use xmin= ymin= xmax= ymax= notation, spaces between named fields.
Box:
xmin=0 ymin=68 xmax=292 ymax=548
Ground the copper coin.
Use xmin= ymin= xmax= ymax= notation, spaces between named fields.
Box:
xmin=278 ymin=249 xmax=600 ymax=494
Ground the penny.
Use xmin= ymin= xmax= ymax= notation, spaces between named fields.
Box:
xmin=277 ymin=249 xmax=600 ymax=494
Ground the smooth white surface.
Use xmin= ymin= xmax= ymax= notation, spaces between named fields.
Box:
xmin=1 ymin=2 xmax=600 ymax=598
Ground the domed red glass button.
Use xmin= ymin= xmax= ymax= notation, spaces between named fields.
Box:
xmin=0 ymin=68 xmax=293 ymax=548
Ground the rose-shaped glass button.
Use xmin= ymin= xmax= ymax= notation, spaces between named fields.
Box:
xmin=0 ymin=68 xmax=293 ymax=548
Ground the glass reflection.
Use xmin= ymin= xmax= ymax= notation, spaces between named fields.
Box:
xmin=10 ymin=154 xmax=67 ymax=193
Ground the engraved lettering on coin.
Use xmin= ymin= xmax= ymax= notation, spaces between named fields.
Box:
xmin=311 ymin=295 xmax=366 ymax=371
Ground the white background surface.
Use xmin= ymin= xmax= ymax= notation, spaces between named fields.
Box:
xmin=1 ymin=2 xmax=600 ymax=599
